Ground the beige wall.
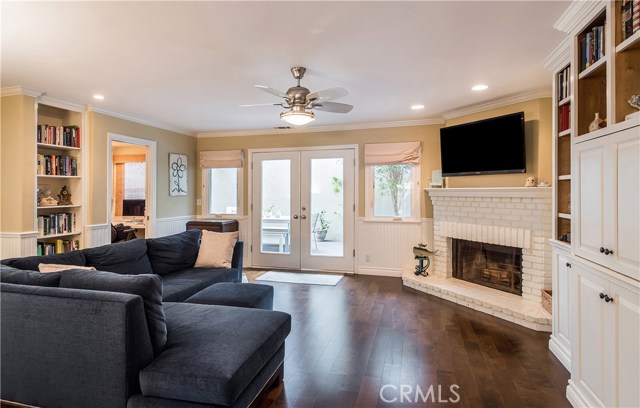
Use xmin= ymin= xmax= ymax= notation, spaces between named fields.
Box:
xmin=88 ymin=112 xmax=197 ymax=224
xmin=1 ymin=95 xmax=36 ymax=232
xmin=197 ymin=97 xmax=552 ymax=219
xmin=443 ymin=98 xmax=553 ymax=187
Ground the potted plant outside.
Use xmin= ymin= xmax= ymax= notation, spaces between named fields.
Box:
xmin=316 ymin=210 xmax=331 ymax=241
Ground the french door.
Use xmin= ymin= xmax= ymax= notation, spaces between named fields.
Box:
xmin=251 ymin=148 xmax=355 ymax=272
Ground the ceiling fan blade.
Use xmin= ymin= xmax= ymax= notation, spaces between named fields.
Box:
xmin=255 ymin=85 xmax=288 ymax=99
xmin=312 ymin=102 xmax=353 ymax=113
xmin=307 ymin=86 xmax=349 ymax=102
xmin=239 ymin=103 xmax=282 ymax=108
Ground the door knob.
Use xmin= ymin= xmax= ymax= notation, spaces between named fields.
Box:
xmin=292 ymin=215 xmax=299 ymax=219
xmin=300 ymin=214 xmax=307 ymax=220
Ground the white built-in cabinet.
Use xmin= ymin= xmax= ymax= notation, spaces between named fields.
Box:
xmin=549 ymin=242 xmax=572 ymax=370
xmin=575 ymin=123 xmax=640 ymax=281
xmin=568 ymin=260 xmax=639 ymax=408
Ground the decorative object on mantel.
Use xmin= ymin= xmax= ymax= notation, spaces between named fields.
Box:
xmin=627 ymin=94 xmax=640 ymax=121
xmin=525 ymin=176 xmax=536 ymax=187
xmin=588 ymin=112 xmax=606 ymax=132
xmin=429 ymin=169 xmax=444 ymax=188
xmin=413 ymin=243 xmax=437 ymax=276
xmin=56 ymin=185 xmax=72 ymax=205
xmin=169 ymin=153 xmax=188 ymax=196
xmin=537 ymin=179 xmax=550 ymax=187
xmin=38 ymin=185 xmax=57 ymax=206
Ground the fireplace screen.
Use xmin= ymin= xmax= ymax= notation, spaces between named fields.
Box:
xmin=451 ymin=239 xmax=523 ymax=296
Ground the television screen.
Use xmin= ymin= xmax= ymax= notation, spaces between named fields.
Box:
xmin=439 ymin=112 xmax=526 ymax=177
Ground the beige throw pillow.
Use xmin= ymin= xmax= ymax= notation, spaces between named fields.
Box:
xmin=38 ymin=263 xmax=97 ymax=273
xmin=194 ymin=230 xmax=239 ymax=269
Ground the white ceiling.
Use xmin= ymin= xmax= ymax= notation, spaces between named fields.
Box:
xmin=1 ymin=1 xmax=570 ymax=135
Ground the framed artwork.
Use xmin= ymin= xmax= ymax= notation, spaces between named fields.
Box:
xmin=169 ymin=153 xmax=188 ymax=196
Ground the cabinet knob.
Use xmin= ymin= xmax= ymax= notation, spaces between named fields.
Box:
xmin=599 ymin=293 xmax=614 ymax=303
xmin=599 ymin=247 xmax=613 ymax=255
xmin=565 ymin=262 xmax=571 ymax=268
xmin=600 ymin=247 xmax=605 ymax=253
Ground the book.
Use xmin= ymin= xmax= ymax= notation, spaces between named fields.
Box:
xmin=633 ymin=0 xmax=640 ymax=34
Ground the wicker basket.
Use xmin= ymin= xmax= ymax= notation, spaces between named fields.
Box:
xmin=541 ymin=289 xmax=552 ymax=314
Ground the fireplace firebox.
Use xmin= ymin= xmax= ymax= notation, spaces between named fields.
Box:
xmin=451 ymin=239 xmax=523 ymax=296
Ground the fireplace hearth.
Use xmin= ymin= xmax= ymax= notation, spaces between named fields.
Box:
xmin=452 ymin=239 xmax=523 ymax=296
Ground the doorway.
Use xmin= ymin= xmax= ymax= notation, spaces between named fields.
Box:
xmin=107 ymin=133 xmax=157 ymax=238
xmin=251 ymin=147 xmax=355 ymax=272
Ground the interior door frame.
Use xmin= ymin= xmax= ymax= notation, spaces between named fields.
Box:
xmin=247 ymin=144 xmax=359 ymax=272
xmin=107 ymin=133 xmax=157 ymax=238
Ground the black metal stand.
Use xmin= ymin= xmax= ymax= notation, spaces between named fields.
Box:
xmin=414 ymin=255 xmax=430 ymax=276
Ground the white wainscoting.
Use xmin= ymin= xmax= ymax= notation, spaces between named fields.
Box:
xmin=0 ymin=231 xmax=38 ymax=258
xmin=355 ymin=218 xmax=434 ymax=277
xmin=85 ymin=224 xmax=111 ymax=248
xmin=154 ymin=215 xmax=195 ymax=238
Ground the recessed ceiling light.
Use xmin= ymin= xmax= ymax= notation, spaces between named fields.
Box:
xmin=93 ymin=94 xmax=105 ymax=100
xmin=471 ymin=84 xmax=488 ymax=91
xmin=411 ymin=104 xmax=425 ymax=110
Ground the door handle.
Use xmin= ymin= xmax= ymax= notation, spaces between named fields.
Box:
xmin=292 ymin=215 xmax=299 ymax=219
xmin=300 ymin=215 xmax=307 ymax=220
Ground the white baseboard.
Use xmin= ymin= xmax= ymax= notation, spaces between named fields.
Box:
xmin=549 ymin=336 xmax=571 ymax=371
xmin=356 ymin=266 xmax=403 ymax=277
xmin=0 ymin=231 xmax=38 ymax=258
xmin=566 ymin=380 xmax=595 ymax=408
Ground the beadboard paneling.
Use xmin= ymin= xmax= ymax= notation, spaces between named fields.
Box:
xmin=0 ymin=231 xmax=38 ymax=258
xmin=85 ymin=224 xmax=110 ymax=248
xmin=154 ymin=215 xmax=194 ymax=238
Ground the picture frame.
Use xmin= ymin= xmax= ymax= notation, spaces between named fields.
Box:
xmin=169 ymin=153 xmax=188 ymax=196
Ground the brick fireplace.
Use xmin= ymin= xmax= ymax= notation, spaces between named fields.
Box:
xmin=403 ymin=187 xmax=552 ymax=331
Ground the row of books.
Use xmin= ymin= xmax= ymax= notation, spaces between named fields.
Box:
xmin=557 ymin=66 xmax=571 ymax=101
xmin=621 ymin=0 xmax=640 ymax=41
xmin=579 ymin=24 xmax=605 ymax=72
xmin=37 ymin=154 xmax=78 ymax=176
xmin=558 ymin=104 xmax=571 ymax=133
xmin=37 ymin=240 xmax=81 ymax=255
xmin=38 ymin=213 xmax=77 ymax=237
xmin=37 ymin=125 xmax=81 ymax=148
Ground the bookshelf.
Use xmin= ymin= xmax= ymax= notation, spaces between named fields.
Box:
xmin=555 ymin=62 xmax=573 ymax=245
xmin=614 ymin=0 xmax=640 ymax=123
xmin=36 ymin=103 xmax=84 ymax=255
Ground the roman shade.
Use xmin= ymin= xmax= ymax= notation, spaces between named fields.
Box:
xmin=200 ymin=150 xmax=244 ymax=168
xmin=364 ymin=142 xmax=421 ymax=165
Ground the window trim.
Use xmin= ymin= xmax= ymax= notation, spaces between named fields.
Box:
xmin=201 ymin=167 xmax=243 ymax=218
xmin=364 ymin=163 xmax=420 ymax=222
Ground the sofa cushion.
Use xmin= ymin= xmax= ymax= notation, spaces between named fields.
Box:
xmin=1 ymin=250 xmax=86 ymax=272
xmin=194 ymin=230 xmax=239 ymax=269
xmin=146 ymin=230 xmax=201 ymax=276
xmin=160 ymin=267 xmax=239 ymax=302
xmin=0 ymin=265 xmax=62 ymax=287
xmin=59 ymin=269 xmax=167 ymax=356
xmin=139 ymin=303 xmax=291 ymax=406
xmin=84 ymin=239 xmax=153 ymax=275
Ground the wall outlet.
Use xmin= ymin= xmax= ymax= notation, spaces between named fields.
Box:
xmin=196 ymin=199 xmax=202 ymax=206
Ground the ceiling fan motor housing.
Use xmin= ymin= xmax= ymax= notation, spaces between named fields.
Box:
xmin=287 ymin=86 xmax=311 ymax=106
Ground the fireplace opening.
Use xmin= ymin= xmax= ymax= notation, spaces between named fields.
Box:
xmin=451 ymin=239 xmax=523 ymax=296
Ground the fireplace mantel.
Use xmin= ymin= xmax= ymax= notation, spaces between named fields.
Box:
xmin=426 ymin=187 xmax=551 ymax=198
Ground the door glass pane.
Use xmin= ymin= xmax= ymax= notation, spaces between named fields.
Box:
xmin=310 ymin=158 xmax=343 ymax=257
xmin=261 ymin=160 xmax=291 ymax=254
xmin=208 ymin=168 xmax=238 ymax=214
xmin=373 ymin=164 xmax=413 ymax=217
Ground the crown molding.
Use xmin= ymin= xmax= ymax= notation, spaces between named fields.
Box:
xmin=442 ymin=89 xmax=551 ymax=121
xmin=1 ymin=86 xmax=42 ymax=98
xmin=554 ymin=0 xmax=606 ymax=35
xmin=197 ymin=118 xmax=445 ymax=138
xmin=39 ymin=95 xmax=85 ymax=112
xmin=542 ymin=36 xmax=572 ymax=72
xmin=86 ymin=105 xmax=195 ymax=137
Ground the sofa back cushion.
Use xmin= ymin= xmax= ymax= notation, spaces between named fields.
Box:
xmin=59 ymin=269 xmax=167 ymax=356
xmin=1 ymin=250 xmax=86 ymax=272
xmin=0 ymin=265 xmax=62 ymax=287
xmin=84 ymin=239 xmax=153 ymax=275
xmin=146 ymin=229 xmax=201 ymax=276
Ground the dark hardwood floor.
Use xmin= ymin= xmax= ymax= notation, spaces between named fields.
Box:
xmin=249 ymin=271 xmax=571 ymax=408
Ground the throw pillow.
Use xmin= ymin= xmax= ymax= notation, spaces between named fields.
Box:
xmin=59 ymin=269 xmax=167 ymax=356
xmin=146 ymin=230 xmax=202 ymax=275
xmin=194 ymin=230 xmax=239 ymax=269
xmin=38 ymin=263 xmax=96 ymax=273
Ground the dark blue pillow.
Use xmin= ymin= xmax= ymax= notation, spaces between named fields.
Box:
xmin=1 ymin=251 xmax=86 ymax=271
xmin=84 ymin=239 xmax=153 ymax=275
xmin=0 ymin=265 xmax=61 ymax=287
xmin=59 ymin=269 xmax=167 ymax=355
xmin=146 ymin=230 xmax=201 ymax=275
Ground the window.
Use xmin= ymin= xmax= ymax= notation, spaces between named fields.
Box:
xmin=200 ymin=150 xmax=244 ymax=217
xmin=364 ymin=142 xmax=421 ymax=220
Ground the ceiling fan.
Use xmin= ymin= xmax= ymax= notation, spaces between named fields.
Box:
xmin=241 ymin=66 xmax=353 ymax=126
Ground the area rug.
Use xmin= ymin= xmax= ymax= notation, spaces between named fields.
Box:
xmin=255 ymin=271 xmax=343 ymax=286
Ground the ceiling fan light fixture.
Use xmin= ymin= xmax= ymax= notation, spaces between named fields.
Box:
xmin=280 ymin=110 xmax=315 ymax=126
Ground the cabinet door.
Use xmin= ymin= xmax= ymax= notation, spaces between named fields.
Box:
xmin=608 ymin=281 xmax=640 ymax=408
xmin=611 ymin=127 xmax=640 ymax=281
xmin=575 ymin=137 xmax=609 ymax=265
xmin=550 ymin=247 xmax=572 ymax=369
xmin=571 ymin=262 xmax=608 ymax=407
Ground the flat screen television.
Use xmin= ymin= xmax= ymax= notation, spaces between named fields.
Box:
xmin=440 ymin=112 xmax=526 ymax=177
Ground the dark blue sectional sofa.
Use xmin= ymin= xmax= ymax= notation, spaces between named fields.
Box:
xmin=0 ymin=230 xmax=291 ymax=408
